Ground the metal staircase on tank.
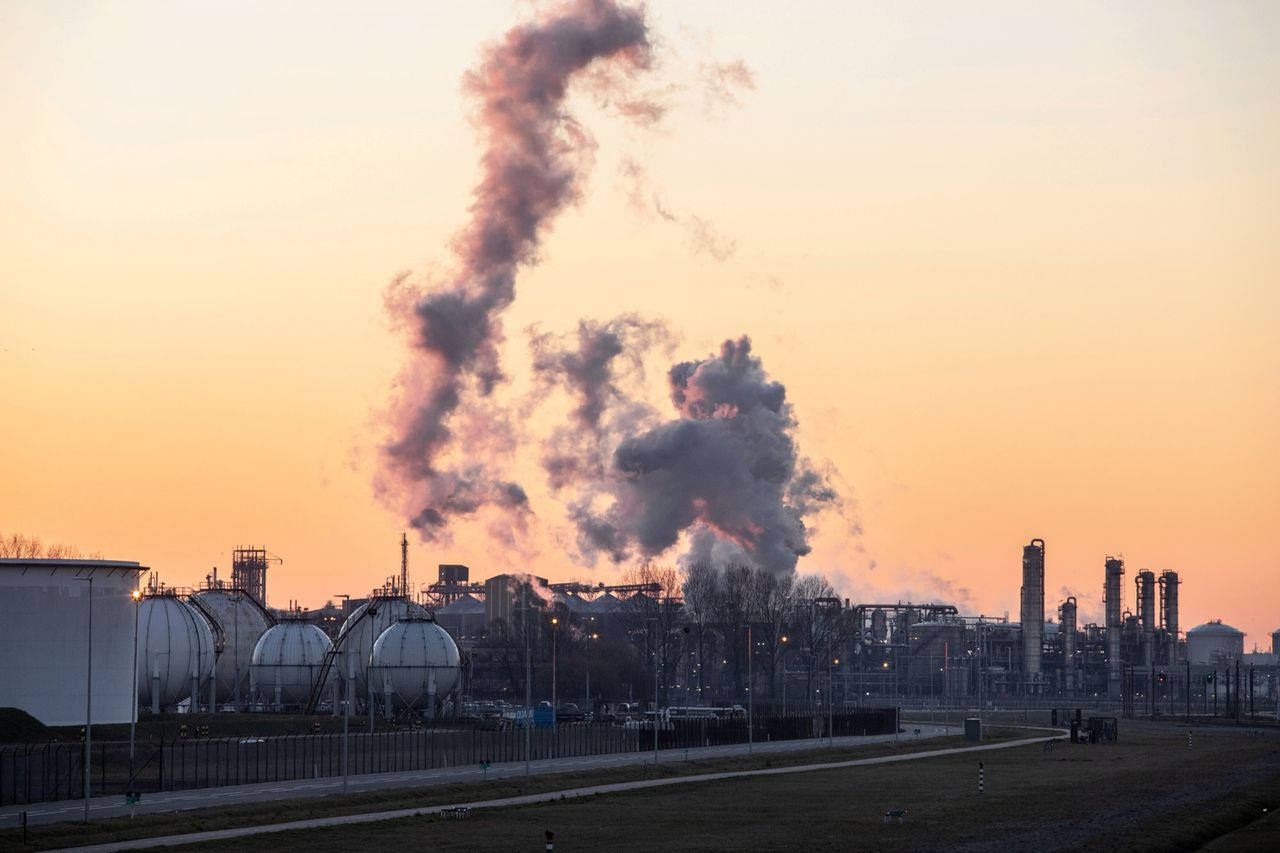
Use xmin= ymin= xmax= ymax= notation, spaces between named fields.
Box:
xmin=304 ymin=601 xmax=381 ymax=715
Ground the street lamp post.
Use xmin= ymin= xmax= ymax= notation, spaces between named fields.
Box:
xmin=747 ymin=623 xmax=753 ymax=754
xmin=128 ymin=589 xmax=141 ymax=805
xmin=83 ymin=575 xmax=93 ymax=823
xmin=550 ymin=616 xmax=559 ymax=717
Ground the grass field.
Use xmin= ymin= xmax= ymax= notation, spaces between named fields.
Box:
xmin=161 ymin=722 xmax=1280 ymax=852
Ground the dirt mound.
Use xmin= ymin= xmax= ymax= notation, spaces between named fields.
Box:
xmin=0 ymin=707 xmax=56 ymax=743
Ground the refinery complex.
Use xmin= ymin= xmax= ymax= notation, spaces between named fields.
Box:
xmin=2 ymin=539 xmax=1277 ymax=729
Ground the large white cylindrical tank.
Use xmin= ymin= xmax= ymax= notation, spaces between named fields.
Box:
xmin=337 ymin=597 xmax=429 ymax=695
xmin=0 ymin=559 xmax=148 ymax=726
xmin=189 ymin=589 xmax=274 ymax=706
xmin=138 ymin=594 xmax=216 ymax=711
xmin=1186 ymin=620 xmax=1245 ymax=665
xmin=250 ymin=619 xmax=333 ymax=709
xmin=369 ymin=618 xmax=462 ymax=715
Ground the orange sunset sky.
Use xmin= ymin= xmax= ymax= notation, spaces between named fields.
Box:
xmin=2 ymin=2 xmax=1277 ymax=646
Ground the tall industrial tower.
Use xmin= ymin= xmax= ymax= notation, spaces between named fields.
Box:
xmin=1105 ymin=556 xmax=1125 ymax=699
xmin=231 ymin=547 xmax=277 ymax=606
xmin=1020 ymin=539 xmax=1045 ymax=690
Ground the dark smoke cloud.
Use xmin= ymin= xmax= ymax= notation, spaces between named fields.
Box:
xmin=383 ymin=0 xmax=653 ymax=538
xmin=530 ymin=315 xmax=671 ymax=492
xmin=561 ymin=336 xmax=838 ymax=575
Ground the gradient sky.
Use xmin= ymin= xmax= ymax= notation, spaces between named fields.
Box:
xmin=2 ymin=2 xmax=1277 ymax=646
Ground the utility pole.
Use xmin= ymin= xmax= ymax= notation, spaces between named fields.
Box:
xmin=83 ymin=576 xmax=93 ymax=823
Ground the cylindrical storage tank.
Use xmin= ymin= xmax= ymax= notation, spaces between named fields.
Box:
xmin=138 ymin=594 xmax=216 ymax=712
xmin=1186 ymin=620 xmax=1245 ymax=665
xmin=337 ymin=597 xmax=429 ymax=696
xmin=0 ymin=559 xmax=148 ymax=726
xmin=369 ymin=617 xmax=462 ymax=717
xmin=250 ymin=618 xmax=333 ymax=709
xmin=190 ymin=589 xmax=275 ymax=708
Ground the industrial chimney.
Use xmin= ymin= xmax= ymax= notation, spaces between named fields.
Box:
xmin=1104 ymin=556 xmax=1124 ymax=699
xmin=1020 ymin=539 xmax=1045 ymax=689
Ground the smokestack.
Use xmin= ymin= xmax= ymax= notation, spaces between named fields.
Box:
xmin=1159 ymin=570 xmax=1180 ymax=665
xmin=1104 ymin=556 xmax=1124 ymax=699
xmin=1020 ymin=539 xmax=1045 ymax=687
xmin=1059 ymin=597 xmax=1078 ymax=695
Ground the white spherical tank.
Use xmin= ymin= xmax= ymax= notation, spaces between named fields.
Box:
xmin=189 ymin=589 xmax=275 ymax=707
xmin=369 ymin=618 xmax=462 ymax=716
xmin=1186 ymin=620 xmax=1245 ymax=665
xmin=337 ymin=597 xmax=429 ymax=696
xmin=137 ymin=594 xmax=216 ymax=712
xmin=250 ymin=619 xmax=333 ymax=709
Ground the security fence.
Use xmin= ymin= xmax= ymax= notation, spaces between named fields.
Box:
xmin=1 ymin=708 xmax=897 ymax=807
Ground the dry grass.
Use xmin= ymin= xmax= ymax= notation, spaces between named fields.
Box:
xmin=142 ymin=722 xmax=1280 ymax=852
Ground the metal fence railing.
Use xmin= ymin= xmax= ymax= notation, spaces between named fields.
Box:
xmin=0 ymin=709 xmax=897 ymax=807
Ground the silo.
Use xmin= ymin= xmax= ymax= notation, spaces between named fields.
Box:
xmin=1104 ymin=556 xmax=1124 ymax=698
xmin=250 ymin=618 xmax=334 ymax=709
xmin=337 ymin=596 xmax=430 ymax=700
xmin=1159 ymin=571 xmax=1180 ymax=664
xmin=369 ymin=617 xmax=462 ymax=718
xmin=0 ymin=559 xmax=148 ymax=726
xmin=1020 ymin=539 xmax=1045 ymax=683
xmin=137 ymin=593 xmax=216 ymax=713
xmin=1059 ymin=597 xmax=1078 ymax=694
xmin=189 ymin=588 xmax=275 ymax=708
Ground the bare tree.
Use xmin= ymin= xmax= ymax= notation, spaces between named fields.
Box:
xmin=749 ymin=570 xmax=795 ymax=703
xmin=681 ymin=561 xmax=719 ymax=700
xmin=0 ymin=532 xmax=44 ymax=558
xmin=617 ymin=563 xmax=684 ymax=705
xmin=790 ymin=574 xmax=838 ymax=708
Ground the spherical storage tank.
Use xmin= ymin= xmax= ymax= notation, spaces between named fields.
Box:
xmin=369 ymin=617 xmax=461 ymax=716
xmin=189 ymin=589 xmax=274 ymax=706
xmin=138 ymin=594 xmax=216 ymax=712
xmin=1186 ymin=620 xmax=1244 ymax=665
xmin=337 ymin=597 xmax=429 ymax=695
xmin=250 ymin=618 xmax=333 ymax=709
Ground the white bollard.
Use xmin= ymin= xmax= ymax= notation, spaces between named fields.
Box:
xmin=979 ymin=761 xmax=984 ymax=794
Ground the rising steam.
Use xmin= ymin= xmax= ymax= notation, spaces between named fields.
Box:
xmin=383 ymin=0 xmax=653 ymax=538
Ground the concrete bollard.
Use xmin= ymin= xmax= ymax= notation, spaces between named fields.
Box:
xmin=1188 ymin=730 xmax=1193 ymax=750
xmin=545 ymin=829 xmax=555 ymax=851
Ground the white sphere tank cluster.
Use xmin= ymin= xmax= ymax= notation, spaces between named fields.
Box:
xmin=338 ymin=597 xmax=429 ymax=695
xmin=189 ymin=589 xmax=274 ymax=706
xmin=369 ymin=617 xmax=462 ymax=716
xmin=250 ymin=618 xmax=334 ymax=709
xmin=137 ymin=594 xmax=216 ymax=712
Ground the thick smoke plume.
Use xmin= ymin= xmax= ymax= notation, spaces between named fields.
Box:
xmin=550 ymin=335 xmax=838 ymax=575
xmin=383 ymin=1 xmax=652 ymax=538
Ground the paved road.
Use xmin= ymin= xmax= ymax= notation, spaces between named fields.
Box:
xmin=43 ymin=729 xmax=1065 ymax=853
xmin=2 ymin=726 xmax=956 ymax=828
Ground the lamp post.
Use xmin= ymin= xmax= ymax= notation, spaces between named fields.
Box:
xmin=128 ymin=589 xmax=141 ymax=801
xmin=82 ymin=575 xmax=93 ymax=823
xmin=585 ymin=632 xmax=598 ymax=717
xmin=550 ymin=616 xmax=559 ymax=717
xmin=746 ymin=623 xmax=754 ymax=754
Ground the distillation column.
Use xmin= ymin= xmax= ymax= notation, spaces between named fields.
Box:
xmin=1159 ymin=570 xmax=1180 ymax=665
xmin=1059 ymin=597 xmax=1078 ymax=695
xmin=1105 ymin=557 xmax=1125 ymax=699
xmin=1021 ymin=539 xmax=1045 ymax=692
xmin=1136 ymin=570 xmax=1156 ymax=667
